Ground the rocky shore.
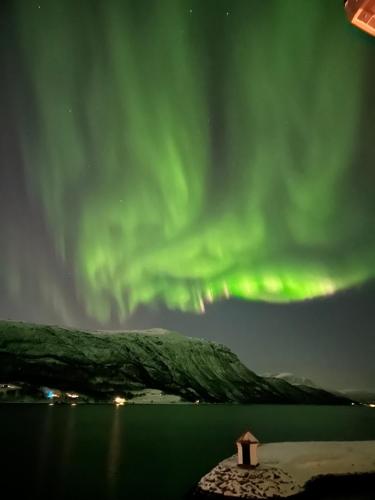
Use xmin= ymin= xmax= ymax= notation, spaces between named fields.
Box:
xmin=194 ymin=441 xmax=375 ymax=499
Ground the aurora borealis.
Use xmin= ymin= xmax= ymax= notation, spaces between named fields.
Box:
xmin=1 ymin=0 xmax=375 ymax=330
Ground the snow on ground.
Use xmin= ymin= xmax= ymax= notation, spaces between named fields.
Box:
xmin=94 ymin=328 xmax=174 ymax=336
xmin=259 ymin=441 xmax=375 ymax=484
xmin=198 ymin=441 xmax=375 ymax=498
xmin=129 ymin=389 xmax=183 ymax=404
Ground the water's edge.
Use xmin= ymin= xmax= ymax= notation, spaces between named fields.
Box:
xmin=189 ymin=473 xmax=375 ymax=499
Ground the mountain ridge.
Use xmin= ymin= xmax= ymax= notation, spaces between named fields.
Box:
xmin=0 ymin=319 xmax=350 ymax=404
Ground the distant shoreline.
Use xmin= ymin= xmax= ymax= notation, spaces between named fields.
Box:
xmin=0 ymin=319 xmax=353 ymax=405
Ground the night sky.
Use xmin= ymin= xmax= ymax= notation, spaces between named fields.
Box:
xmin=0 ymin=0 xmax=374 ymax=391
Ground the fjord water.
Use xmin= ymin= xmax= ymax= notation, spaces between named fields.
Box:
xmin=0 ymin=405 xmax=374 ymax=500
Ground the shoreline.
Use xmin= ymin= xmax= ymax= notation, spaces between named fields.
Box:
xmin=194 ymin=441 xmax=375 ymax=499
xmin=191 ymin=472 xmax=375 ymax=499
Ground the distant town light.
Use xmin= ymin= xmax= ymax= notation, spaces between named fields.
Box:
xmin=44 ymin=388 xmax=61 ymax=399
xmin=369 ymin=403 xmax=375 ymax=408
xmin=114 ymin=396 xmax=126 ymax=406
xmin=67 ymin=392 xmax=79 ymax=399
xmin=71 ymin=403 xmax=77 ymax=406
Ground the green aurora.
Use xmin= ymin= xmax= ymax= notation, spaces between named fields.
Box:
xmin=12 ymin=0 xmax=375 ymax=322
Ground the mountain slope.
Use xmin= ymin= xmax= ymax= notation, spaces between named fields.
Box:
xmin=340 ymin=389 xmax=375 ymax=404
xmin=0 ymin=320 xmax=350 ymax=404
xmin=263 ymin=372 xmax=319 ymax=389
xmin=265 ymin=374 xmax=375 ymax=405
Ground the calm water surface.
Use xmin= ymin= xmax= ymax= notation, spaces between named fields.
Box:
xmin=0 ymin=405 xmax=374 ymax=500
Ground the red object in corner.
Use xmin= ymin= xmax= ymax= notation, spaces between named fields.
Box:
xmin=345 ymin=0 xmax=375 ymax=36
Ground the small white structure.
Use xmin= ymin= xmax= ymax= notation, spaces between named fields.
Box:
xmin=236 ymin=431 xmax=259 ymax=467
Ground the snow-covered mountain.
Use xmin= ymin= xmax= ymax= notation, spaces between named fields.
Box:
xmin=263 ymin=372 xmax=320 ymax=389
xmin=0 ymin=320 xmax=350 ymax=405
xmin=340 ymin=389 xmax=375 ymax=404
xmin=263 ymin=373 xmax=375 ymax=405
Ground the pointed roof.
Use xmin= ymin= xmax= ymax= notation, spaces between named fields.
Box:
xmin=236 ymin=431 xmax=259 ymax=444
